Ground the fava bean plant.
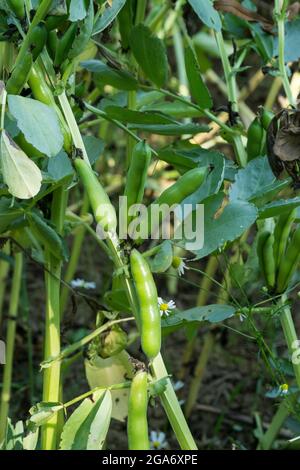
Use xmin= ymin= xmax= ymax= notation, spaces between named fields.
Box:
xmin=0 ymin=0 xmax=300 ymax=452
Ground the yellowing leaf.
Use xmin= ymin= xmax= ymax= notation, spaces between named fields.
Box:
xmin=0 ymin=131 xmax=42 ymax=199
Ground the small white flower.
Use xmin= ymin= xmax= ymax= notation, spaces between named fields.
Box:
xmin=150 ymin=431 xmax=168 ymax=450
xmin=172 ymin=256 xmax=189 ymax=276
xmin=158 ymin=297 xmax=176 ymax=316
xmin=173 ymin=380 xmax=184 ymax=391
xmin=239 ymin=313 xmax=246 ymax=322
xmin=71 ymin=278 xmax=96 ymax=290
xmin=279 ymin=383 xmax=289 ymax=395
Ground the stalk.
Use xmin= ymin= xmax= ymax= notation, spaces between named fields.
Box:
xmin=184 ymin=331 xmax=215 ymax=418
xmin=214 ymin=30 xmax=247 ymax=167
xmin=0 ymin=242 xmax=10 ymax=330
xmin=0 ymin=252 xmax=23 ymax=443
xmin=259 ymin=398 xmax=292 ymax=450
xmin=60 ymin=192 xmax=89 ymax=315
xmin=42 ymin=186 xmax=67 ymax=450
xmin=274 ymin=1 xmax=295 ymax=107
xmin=278 ymin=294 xmax=300 ymax=389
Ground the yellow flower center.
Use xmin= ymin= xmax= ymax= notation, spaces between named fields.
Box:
xmin=160 ymin=303 xmax=169 ymax=311
xmin=172 ymin=256 xmax=181 ymax=269
xmin=280 ymin=383 xmax=289 ymax=391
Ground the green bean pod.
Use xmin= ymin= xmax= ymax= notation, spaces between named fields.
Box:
xmin=28 ymin=212 xmax=65 ymax=260
xmin=54 ymin=23 xmax=77 ymax=67
xmin=260 ymin=108 xmax=274 ymax=131
xmin=154 ymin=166 xmax=207 ymax=206
xmin=45 ymin=14 xmax=68 ymax=31
xmin=74 ymin=158 xmax=117 ymax=233
xmin=30 ymin=23 xmax=48 ymax=60
xmin=257 ymin=230 xmax=276 ymax=290
xmin=273 ymin=209 xmax=296 ymax=270
xmin=127 ymin=371 xmax=150 ymax=450
xmin=6 ymin=51 xmax=33 ymax=95
xmin=246 ymin=117 xmax=264 ymax=161
xmin=124 ymin=140 xmax=151 ymax=225
xmin=7 ymin=0 xmax=24 ymax=19
xmin=130 ymin=249 xmax=161 ymax=359
xmin=276 ymin=226 xmax=300 ymax=293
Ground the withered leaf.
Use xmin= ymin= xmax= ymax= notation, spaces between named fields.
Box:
xmin=214 ymin=0 xmax=273 ymax=33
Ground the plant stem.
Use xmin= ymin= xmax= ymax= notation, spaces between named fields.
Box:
xmin=0 ymin=252 xmax=23 ymax=443
xmin=0 ymin=242 xmax=10 ymax=330
xmin=214 ymin=30 xmax=247 ymax=167
xmin=259 ymin=398 xmax=292 ymax=450
xmin=184 ymin=331 xmax=215 ymax=418
xmin=274 ymin=1 xmax=296 ymax=107
xmin=279 ymin=294 xmax=300 ymax=389
xmin=58 ymin=91 xmax=90 ymax=165
xmin=60 ymin=192 xmax=89 ymax=315
xmin=42 ymin=187 xmax=67 ymax=450
xmin=135 ymin=0 xmax=147 ymax=24
xmin=64 ymin=382 xmax=132 ymax=409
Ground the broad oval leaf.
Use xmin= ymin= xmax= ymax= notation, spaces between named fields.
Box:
xmin=0 ymin=131 xmax=42 ymax=199
xmin=147 ymin=240 xmax=173 ymax=273
xmin=60 ymin=390 xmax=112 ymax=450
xmin=162 ymin=304 xmax=235 ymax=333
xmin=7 ymin=95 xmax=63 ymax=158
xmin=129 ymin=24 xmax=168 ymax=88
xmin=128 ymin=122 xmax=209 ymax=135
xmin=185 ymin=45 xmax=212 ymax=109
xmin=188 ymin=0 xmax=222 ymax=31
xmin=104 ymin=105 xmax=176 ymax=125
xmin=29 ymin=401 xmax=63 ymax=428
xmin=68 ymin=0 xmax=94 ymax=59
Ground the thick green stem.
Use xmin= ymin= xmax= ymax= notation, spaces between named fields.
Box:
xmin=0 ymin=243 xmax=10 ymax=329
xmin=42 ymin=187 xmax=67 ymax=450
xmin=60 ymin=192 xmax=89 ymax=315
xmin=259 ymin=398 xmax=291 ymax=450
xmin=279 ymin=294 xmax=300 ymax=390
xmin=0 ymin=252 xmax=23 ymax=443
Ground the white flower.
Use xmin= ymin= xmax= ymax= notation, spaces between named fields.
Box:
xmin=150 ymin=431 xmax=168 ymax=450
xmin=158 ymin=297 xmax=176 ymax=316
xmin=239 ymin=313 xmax=246 ymax=322
xmin=279 ymin=383 xmax=289 ymax=395
xmin=71 ymin=278 xmax=96 ymax=290
xmin=173 ymin=380 xmax=184 ymax=391
xmin=172 ymin=256 xmax=189 ymax=276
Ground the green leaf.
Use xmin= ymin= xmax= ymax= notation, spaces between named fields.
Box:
xmin=0 ymin=131 xmax=42 ymax=199
xmin=185 ymin=45 xmax=212 ymax=109
xmin=69 ymin=0 xmax=87 ymax=21
xmin=129 ymin=24 xmax=168 ymax=88
xmin=47 ymin=151 xmax=74 ymax=182
xmin=104 ymin=105 xmax=176 ymax=125
xmin=81 ymin=60 xmax=138 ymax=90
xmin=29 ymin=402 xmax=64 ymax=428
xmin=230 ymin=157 xmax=291 ymax=207
xmin=141 ymin=100 xmax=203 ymax=119
xmin=187 ymin=0 xmax=222 ymax=32
xmin=104 ymin=289 xmax=132 ymax=313
xmin=128 ymin=123 xmax=209 ymax=135
xmin=273 ymin=19 xmax=300 ymax=62
xmin=162 ymin=304 xmax=235 ymax=332
xmin=60 ymin=390 xmax=112 ymax=450
xmin=188 ymin=192 xmax=258 ymax=259
xmin=258 ymin=197 xmax=300 ymax=219
xmin=7 ymin=96 xmax=63 ymax=158
xmin=93 ymin=0 xmax=126 ymax=34
xmin=68 ymin=0 xmax=94 ymax=59
xmin=0 ymin=199 xmax=22 ymax=233
xmin=147 ymin=241 xmax=173 ymax=273
xmin=83 ymin=135 xmax=105 ymax=166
